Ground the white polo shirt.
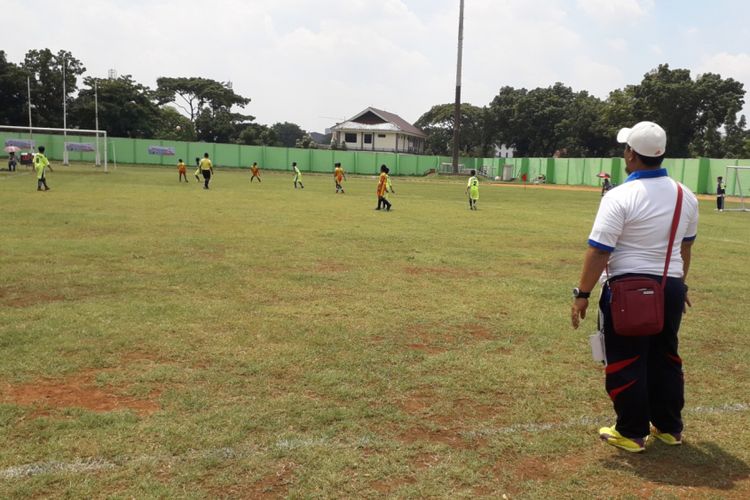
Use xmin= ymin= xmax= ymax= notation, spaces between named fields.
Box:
xmin=588 ymin=168 xmax=699 ymax=280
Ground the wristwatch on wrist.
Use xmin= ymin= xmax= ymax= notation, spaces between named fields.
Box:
xmin=573 ymin=287 xmax=591 ymax=299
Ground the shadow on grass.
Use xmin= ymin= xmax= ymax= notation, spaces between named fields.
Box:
xmin=601 ymin=441 xmax=750 ymax=490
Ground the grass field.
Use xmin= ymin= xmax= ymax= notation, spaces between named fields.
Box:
xmin=1 ymin=163 xmax=749 ymax=498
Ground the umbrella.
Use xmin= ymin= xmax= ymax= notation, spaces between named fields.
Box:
xmin=596 ymin=172 xmax=611 ymax=179
xmin=4 ymin=145 xmax=21 ymax=153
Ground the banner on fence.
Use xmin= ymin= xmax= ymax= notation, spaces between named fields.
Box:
xmin=148 ymin=146 xmax=175 ymax=156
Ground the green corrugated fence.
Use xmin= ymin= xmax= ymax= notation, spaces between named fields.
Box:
xmin=2 ymin=131 xmax=749 ymax=195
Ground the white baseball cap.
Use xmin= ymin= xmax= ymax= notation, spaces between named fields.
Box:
xmin=617 ymin=121 xmax=667 ymax=157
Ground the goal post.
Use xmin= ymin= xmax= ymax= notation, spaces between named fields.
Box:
xmin=723 ymin=166 xmax=750 ymax=212
xmin=0 ymin=125 xmax=108 ymax=172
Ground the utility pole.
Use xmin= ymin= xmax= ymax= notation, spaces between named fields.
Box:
xmin=452 ymin=0 xmax=465 ymax=174
xmin=27 ymin=75 xmax=33 ymax=145
xmin=62 ymin=56 xmax=68 ymax=165
xmin=94 ymin=80 xmax=101 ymax=166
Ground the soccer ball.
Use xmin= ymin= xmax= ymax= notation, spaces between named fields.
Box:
xmin=494 ymin=176 xmax=501 ymax=181
xmin=175 ymin=125 xmax=182 ymax=131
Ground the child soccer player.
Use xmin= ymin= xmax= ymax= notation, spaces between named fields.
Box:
xmin=376 ymin=164 xmax=393 ymax=210
xmin=250 ymin=162 xmax=261 ymax=182
xmin=194 ymin=157 xmax=201 ymax=182
xmin=178 ymin=159 xmax=188 ymax=182
xmin=334 ymin=162 xmax=346 ymax=193
xmin=383 ymin=166 xmax=395 ymax=211
xmin=466 ymin=169 xmax=479 ymax=210
xmin=717 ymin=176 xmax=726 ymax=211
xmin=33 ymin=146 xmax=53 ymax=191
xmin=292 ymin=162 xmax=304 ymax=189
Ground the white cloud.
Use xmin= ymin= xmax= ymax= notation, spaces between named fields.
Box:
xmin=606 ymin=38 xmax=628 ymax=52
xmin=3 ymin=0 xmax=747 ymax=132
xmin=576 ymin=0 xmax=654 ymax=22
xmin=698 ymin=52 xmax=750 ymax=119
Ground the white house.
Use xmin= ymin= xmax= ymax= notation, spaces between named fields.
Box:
xmin=495 ymin=144 xmax=515 ymax=158
xmin=330 ymin=107 xmax=427 ymax=154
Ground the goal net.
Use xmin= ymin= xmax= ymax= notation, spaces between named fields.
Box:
xmin=0 ymin=125 xmax=108 ymax=172
xmin=723 ymin=166 xmax=750 ymax=212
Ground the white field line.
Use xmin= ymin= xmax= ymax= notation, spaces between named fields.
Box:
xmin=0 ymin=171 xmax=33 ymax=181
xmin=1 ymin=403 xmax=746 ymax=480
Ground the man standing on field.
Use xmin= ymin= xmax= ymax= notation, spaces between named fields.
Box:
xmin=199 ymin=152 xmax=213 ymax=189
xmin=571 ymin=121 xmax=698 ymax=453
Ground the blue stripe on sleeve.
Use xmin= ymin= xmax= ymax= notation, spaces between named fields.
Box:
xmin=683 ymin=235 xmax=697 ymax=242
xmin=588 ymin=239 xmax=615 ymax=252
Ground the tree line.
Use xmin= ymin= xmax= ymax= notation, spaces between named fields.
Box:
xmin=0 ymin=49 xmax=311 ymax=148
xmin=416 ymin=64 xmax=750 ymax=159
xmin=1 ymin=49 xmax=748 ymax=158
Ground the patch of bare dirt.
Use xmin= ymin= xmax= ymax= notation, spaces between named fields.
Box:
xmin=1 ymin=370 xmax=161 ymax=416
xmin=464 ymin=323 xmax=493 ymax=340
xmin=6 ymin=291 xmax=65 ymax=308
xmin=371 ymin=475 xmax=416 ymax=495
xmin=407 ymin=343 xmax=447 ymax=354
xmin=314 ymin=261 xmax=350 ymax=273
xmin=246 ymin=461 xmax=296 ymax=498
xmin=403 ymin=266 xmax=482 ymax=278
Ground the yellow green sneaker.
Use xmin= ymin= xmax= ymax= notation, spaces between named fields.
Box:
xmin=599 ymin=426 xmax=646 ymax=453
xmin=651 ymin=429 xmax=682 ymax=446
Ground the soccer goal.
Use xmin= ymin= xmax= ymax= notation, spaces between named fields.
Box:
xmin=439 ymin=162 xmax=466 ymax=174
xmin=723 ymin=166 xmax=750 ymax=212
xmin=0 ymin=125 xmax=108 ymax=172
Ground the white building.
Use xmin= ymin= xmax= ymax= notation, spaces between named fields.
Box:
xmin=331 ymin=107 xmax=427 ymax=154
xmin=495 ymin=144 xmax=515 ymax=158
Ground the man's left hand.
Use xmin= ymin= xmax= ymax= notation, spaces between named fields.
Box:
xmin=571 ymin=298 xmax=589 ymax=329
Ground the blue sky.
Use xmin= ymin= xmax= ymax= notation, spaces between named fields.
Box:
xmin=4 ymin=0 xmax=750 ymax=133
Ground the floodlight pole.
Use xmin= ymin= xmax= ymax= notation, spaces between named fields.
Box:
xmin=27 ymin=75 xmax=33 ymax=144
xmin=62 ymin=56 xmax=68 ymax=165
xmin=451 ymin=0 xmax=465 ymax=174
xmin=94 ymin=80 xmax=101 ymax=166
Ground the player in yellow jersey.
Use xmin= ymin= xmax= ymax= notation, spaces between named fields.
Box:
xmin=250 ymin=162 xmax=261 ymax=183
xmin=199 ymin=152 xmax=213 ymax=189
xmin=33 ymin=146 xmax=53 ymax=191
xmin=376 ymin=164 xmax=393 ymax=211
xmin=194 ymin=157 xmax=201 ymax=182
xmin=334 ymin=162 xmax=346 ymax=193
xmin=466 ymin=169 xmax=479 ymax=210
xmin=292 ymin=162 xmax=304 ymax=189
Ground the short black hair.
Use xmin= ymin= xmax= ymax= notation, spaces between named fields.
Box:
xmin=470 ymin=169 xmax=476 ymax=176
xmin=204 ymin=152 xmax=209 ymax=158
xmin=178 ymin=158 xmax=183 ymax=162
xmin=627 ymin=145 xmax=664 ymax=167
xmin=292 ymin=162 xmax=297 ymax=166
xmin=38 ymin=146 xmax=45 ymax=153
xmin=635 ymin=151 xmax=664 ymax=167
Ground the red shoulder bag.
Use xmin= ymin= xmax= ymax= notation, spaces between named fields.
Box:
xmin=608 ymin=183 xmax=683 ymax=336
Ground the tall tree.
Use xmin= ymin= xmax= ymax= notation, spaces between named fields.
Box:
xmin=155 ymin=77 xmax=251 ymax=141
xmin=270 ymin=122 xmax=306 ymax=148
xmin=69 ymin=75 xmax=161 ymax=138
xmin=415 ymin=103 xmax=491 ymax=156
xmin=22 ymin=49 xmax=85 ymax=128
xmin=487 ymin=83 xmax=609 ymax=156
xmin=0 ymin=51 xmax=28 ymax=126
xmin=155 ymin=77 xmax=250 ymax=121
